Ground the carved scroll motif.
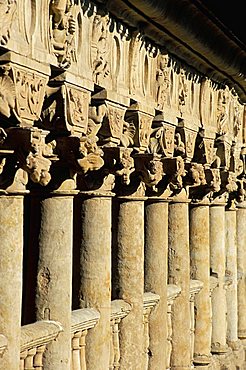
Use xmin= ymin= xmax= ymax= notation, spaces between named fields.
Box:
xmin=0 ymin=0 xmax=16 ymax=46
xmin=49 ymin=0 xmax=78 ymax=68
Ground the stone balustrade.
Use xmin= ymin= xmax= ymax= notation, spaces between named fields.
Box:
xmin=0 ymin=334 xmax=7 ymax=358
xmin=71 ymin=308 xmax=100 ymax=370
xmin=167 ymin=284 xmax=182 ymax=369
xmin=190 ymin=279 xmax=204 ymax=368
xmin=110 ymin=300 xmax=132 ymax=370
xmin=20 ymin=321 xmax=63 ymax=370
xmin=143 ymin=293 xmax=160 ymax=370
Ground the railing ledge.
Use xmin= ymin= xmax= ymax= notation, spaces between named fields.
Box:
xmin=71 ymin=308 xmax=100 ymax=334
xmin=21 ymin=321 xmax=63 ymax=353
xmin=111 ymin=299 xmax=132 ymax=321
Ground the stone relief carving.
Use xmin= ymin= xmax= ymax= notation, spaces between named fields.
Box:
xmin=41 ymin=82 xmax=89 ymax=135
xmin=0 ymin=0 xmax=16 ymax=46
xmin=139 ymin=157 xmax=164 ymax=192
xmin=178 ymin=68 xmax=188 ymax=115
xmin=49 ymin=0 xmax=78 ymax=68
xmin=114 ymin=148 xmax=134 ymax=186
xmin=217 ymin=89 xmax=229 ymax=135
xmin=91 ymin=12 xmax=111 ymax=85
xmin=0 ymin=64 xmax=48 ymax=126
xmin=156 ymin=53 xmax=170 ymax=110
xmin=149 ymin=120 xmax=175 ymax=157
xmin=77 ymin=119 xmax=104 ymax=174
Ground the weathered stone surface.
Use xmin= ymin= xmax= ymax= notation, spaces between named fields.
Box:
xmin=0 ymin=195 xmax=23 ymax=370
xmin=79 ymin=195 xmax=112 ymax=370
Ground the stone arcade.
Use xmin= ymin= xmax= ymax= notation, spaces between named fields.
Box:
xmin=0 ymin=0 xmax=245 ymax=369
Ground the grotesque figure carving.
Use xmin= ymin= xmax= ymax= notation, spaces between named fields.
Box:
xmin=91 ymin=12 xmax=110 ymax=85
xmin=217 ymin=89 xmax=228 ymax=135
xmin=50 ymin=0 xmax=77 ymax=68
xmin=156 ymin=53 xmax=170 ymax=110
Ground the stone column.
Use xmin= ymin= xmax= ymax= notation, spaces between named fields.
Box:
xmin=168 ymin=199 xmax=191 ymax=369
xmin=237 ymin=205 xmax=246 ymax=342
xmin=36 ymin=190 xmax=77 ymax=370
xmin=117 ymin=196 xmax=145 ymax=370
xmin=209 ymin=203 xmax=228 ymax=354
xmin=190 ymin=203 xmax=212 ymax=366
xmin=225 ymin=207 xmax=240 ymax=349
xmin=79 ymin=193 xmax=112 ymax=370
xmin=0 ymin=193 xmax=24 ymax=370
xmin=145 ymin=198 xmax=168 ymax=370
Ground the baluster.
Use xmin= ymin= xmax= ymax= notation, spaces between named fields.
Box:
xmin=79 ymin=330 xmax=88 ymax=370
xmin=113 ymin=319 xmax=121 ymax=369
xmin=109 ymin=320 xmax=115 ymax=370
xmin=166 ymin=303 xmax=172 ymax=370
xmin=72 ymin=332 xmax=82 ymax=370
xmin=33 ymin=345 xmax=46 ymax=370
xmin=20 ymin=350 xmax=28 ymax=370
xmin=143 ymin=308 xmax=151 ymax=370
xmin=190 ymin=294 xmax=195 ymax=368
xmin=24 ymin=348 xmax=36 ymax=370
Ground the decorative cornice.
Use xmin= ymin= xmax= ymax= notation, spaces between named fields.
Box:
xmin=106 ymin=0 xmax=246 ymax=102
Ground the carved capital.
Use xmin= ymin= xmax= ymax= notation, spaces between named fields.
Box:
xmin=175 ymin=127 xmax=197 ymax=162
xmin=135 ymin=153 xmax=164 ymax=193
xmin=149 ymin=115 xmax=175 ymax=157
xmin=215 ymin=135 xmax=232 ymax=170
xmin=41 ymin=79 xmax=90 ymax=136
xmin=0 ymin=63 xmax=48 ymax=127
xmin=125 ymin=103 xmax=153 ymax=152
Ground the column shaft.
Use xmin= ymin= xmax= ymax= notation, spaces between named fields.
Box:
xmin=145 ymin=200 xmax=168 ymax=369
xmin=0 ymin=195 xmax=24 ymax=370
xmin=117 ymin=199 xmax=145 ymax=370
xmin=36 ymin=194 xmax=74 ymax=370
xmin=225 ymin=209 xmax=239 ymax=346
xmin=190 ymin=204 xmax=211 ymax=365
xmin=168 ymin=201 xmax=191 ymax=369
xmin=80 ymin=196 xmax=112 ymax=370
xmin=237 ymin=206 xmax=246 ymax=340
xmin=210 ymin=205 xmax=228 ymax=353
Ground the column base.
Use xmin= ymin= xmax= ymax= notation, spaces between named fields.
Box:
xmin=211 ymin=343 xmax=229 ymax=354
xmin=193 ymin=354 xmax=211 ymax=366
